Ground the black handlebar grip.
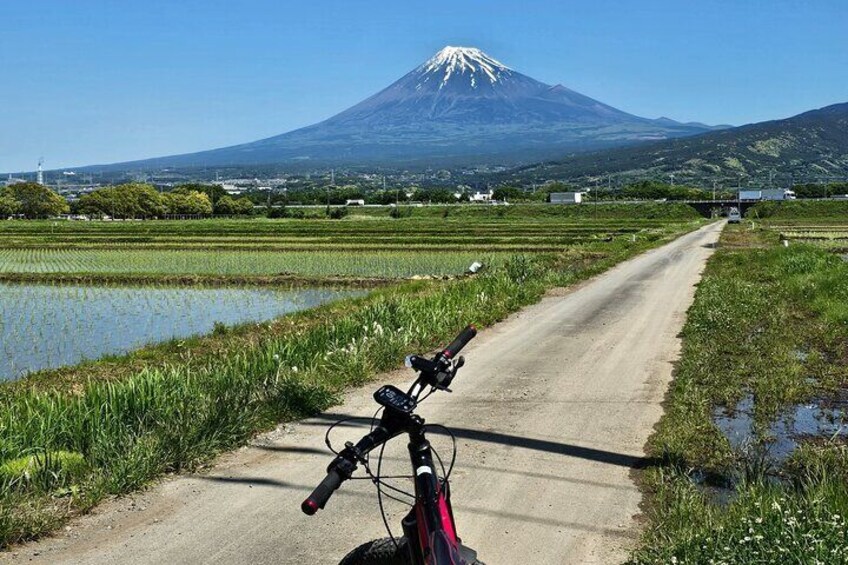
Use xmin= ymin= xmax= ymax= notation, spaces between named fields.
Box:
xmin=301 ymin=470 xmax=343 ymax=515
xmin=442 ymin=325 xmax=477 ymax=358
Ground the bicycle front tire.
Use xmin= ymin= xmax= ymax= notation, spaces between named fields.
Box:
xmin=338 ymin=536 xmax=485 ymax=565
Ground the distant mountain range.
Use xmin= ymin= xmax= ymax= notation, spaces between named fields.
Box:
xmin=499 ymin=102 xmax=848 ymax=185
xmin=78 ymin=46 xmax=721 ymax=171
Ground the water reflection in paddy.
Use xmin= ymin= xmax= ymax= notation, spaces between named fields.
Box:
xmin=0 ymin=283 xmax=363 ymax=381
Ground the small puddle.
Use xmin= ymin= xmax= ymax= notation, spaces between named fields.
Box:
xmin=697 ymin=392 xmax=846 ymax=505
xmin=712 ymin=393 xmax=847 ymax=468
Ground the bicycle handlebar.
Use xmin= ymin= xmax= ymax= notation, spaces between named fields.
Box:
xmin=301 ymin=325 xmax=477 ymax=516
xmin=301 ymin=469 xmax=343 ymax=515
xmin=442 ymin=325 xmax=477 ymax=358
xmin=300 ymin=425 xmax=393 ymax=515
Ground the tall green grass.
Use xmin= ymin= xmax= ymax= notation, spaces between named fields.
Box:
xmin=750 ymin=200 xmax=848 ymax=219
xmin=632 ymin=229 xmax=848 ymax=563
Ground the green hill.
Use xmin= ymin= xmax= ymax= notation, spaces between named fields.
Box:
xmin=498 ymin=102 xmax=848 ymax=186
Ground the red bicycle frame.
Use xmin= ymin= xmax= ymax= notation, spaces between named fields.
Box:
xmin=400 ymin=419 xmax=464 ymax=564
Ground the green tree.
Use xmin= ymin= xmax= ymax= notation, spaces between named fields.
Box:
xmin=78 ymin=183 xmax=165 ymax=218
xmin=374 ymin=190 xmax=408 ymax=205
xmin=0 ymin=192 xmax=21 ymax=217
xmin=412 ymin=188 xmax=456 ymax=203
xmin=4 ymin=182 xmax=69 ymax=218
xmin=174 ymin=183 xmax=228 ymax=207
xmin=215 ymin=195 xmax=238 ymax=215
xmin=493 ymin=187 xmax=522 ymax=201
xmin=214 ymin=195 xmax=253 ymax=215
xmin=163 ymin=190 xmax=212 ymax=215
xmin=621 ymin=181 xmax=710 ymax=201
xmin=78 ymin=189 xmax=116 ymax=218
xmin=232 ymin=197 xmax=254 ymax=215
xmin=129 ymin=183 xmax=168 ymax=218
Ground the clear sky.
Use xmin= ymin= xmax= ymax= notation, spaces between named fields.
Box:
xmin=2 ymin=0 xmax=846 ymax=172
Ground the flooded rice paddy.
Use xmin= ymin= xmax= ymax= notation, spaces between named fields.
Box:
xmin=0 ymin=283 xmax=362 ymax=381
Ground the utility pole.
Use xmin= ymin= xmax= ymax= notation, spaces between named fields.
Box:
xmin=713 ymin=180 xmax=717 ymax=201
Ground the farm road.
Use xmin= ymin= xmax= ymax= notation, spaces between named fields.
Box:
xmin=5 ymin=221 xmax=724 ymax=565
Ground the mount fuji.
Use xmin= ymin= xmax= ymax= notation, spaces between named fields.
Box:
xmin=90 ymin=46 xmax=719 ymax=170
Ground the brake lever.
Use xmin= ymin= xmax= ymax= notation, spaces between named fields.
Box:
xmin=406 ymin=353 xmax=465 ymax=391
xmin=433 ymin=371 xmax=453 ymax=392
xmin=434 ymin=356 xmax=466 ymax=391
xmin=342 ymin=442 xmax=368 ymax=465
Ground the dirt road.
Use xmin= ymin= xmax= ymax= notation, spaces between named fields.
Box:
xmin=5 ymin=222 xmax=723 ymax=565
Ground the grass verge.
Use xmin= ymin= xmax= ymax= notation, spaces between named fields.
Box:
xmin=631 ymin=225 xmax=848 ymax=563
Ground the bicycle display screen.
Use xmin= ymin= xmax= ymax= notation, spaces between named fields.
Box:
xmin=373 ymin=385 xmax=416 ymax=413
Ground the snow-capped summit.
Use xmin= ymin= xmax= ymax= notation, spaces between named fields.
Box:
xmin=327 ymin=45 xmax=625 ymax=124
xmin=91 ymin=46 xmax=718 ymax=170
xmin=419 ymin=46 xmax=512 ymax=88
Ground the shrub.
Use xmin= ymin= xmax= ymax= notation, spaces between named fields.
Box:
xmin=327 ymin=207 xmax=349 ymax=220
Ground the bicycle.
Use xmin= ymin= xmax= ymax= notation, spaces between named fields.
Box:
xmin=301 ymin=325 xmax=484 ymax=565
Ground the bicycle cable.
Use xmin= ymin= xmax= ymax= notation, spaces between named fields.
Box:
xmin=424 ymin=423 xmax=458 ymax=481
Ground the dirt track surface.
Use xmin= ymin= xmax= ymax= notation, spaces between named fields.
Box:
xmin=3 ymin=222 xmax=723 ymax=565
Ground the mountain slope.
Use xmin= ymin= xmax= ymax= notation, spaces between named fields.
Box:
xmin=501 ymin=102 xmax=848 ymax=184
xmin=83 ymin=47 xmax=717 ymax=171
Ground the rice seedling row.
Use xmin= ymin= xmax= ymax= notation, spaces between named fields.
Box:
xmin=0 ymin=249 xmax=506 ymax=278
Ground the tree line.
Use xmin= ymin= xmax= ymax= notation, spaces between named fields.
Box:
xmin=76 ymin=183 xmax=257 ymax=218
xmin=791 ymin=182 xmax=848 ymax=199
xmin=6 ymin=178 xmax=837 ymax=221
xmin=0 ymin=182 xmax=69 ymax=218
xmin=0 ymin=182 xmax=257 ymax=220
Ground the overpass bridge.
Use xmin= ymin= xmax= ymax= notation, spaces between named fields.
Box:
xmin=578 ymin=199 xmax=757 ymax=218
xmin=673 ymin=199 xmax=756 ymax=217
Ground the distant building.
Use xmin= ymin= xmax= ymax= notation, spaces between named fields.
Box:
xmin=549 ymin=192 xmax=583 ymax=204
xmin=3 ymin=174 xmax=26 ymax=187
xmin=469 ymin=189 xmax=493 ymax=202
xmin=345 ymin=199 xmax=365 ymax=206
xmin=214 ymin=182 xmax=243 ymax=195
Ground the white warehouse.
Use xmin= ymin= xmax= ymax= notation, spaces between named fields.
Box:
xmin=549 ymin=192 xmax=584 ymax=204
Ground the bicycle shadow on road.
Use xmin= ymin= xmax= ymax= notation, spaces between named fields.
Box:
xmin=302 ymin=412 xmax=656 ymax=470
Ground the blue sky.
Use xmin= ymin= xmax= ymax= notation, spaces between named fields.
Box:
xmin=1 ymin=0 xmax=846 ymax=172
